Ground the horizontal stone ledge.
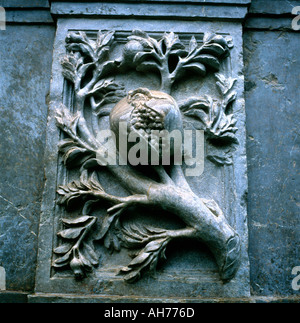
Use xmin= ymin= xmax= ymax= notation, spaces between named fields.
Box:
xmin=28 ymin=293 xmax=254 ymax=303
xmin=27 ymin=293 xmax=300 ymax=303
xmin=1 ymin=291 xmax=300 ymax=303
xmin=5 ymin=9 xmax=54 ymax=24
xmin=49 ymin=0 xmax=251 ymax=4
xmin=245 ymin=16 xmax=297 ymax=31
xmin=1 ymin=0 xmax=50 ymax=8
xmin=50 ymin=1 xmax=249 ymax=21
xmin=249 ymin=0 xmax=299 ymax=15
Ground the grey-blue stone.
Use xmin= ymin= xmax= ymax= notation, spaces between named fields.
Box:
xmin=0 ymin=25 xmax=55 ymax=291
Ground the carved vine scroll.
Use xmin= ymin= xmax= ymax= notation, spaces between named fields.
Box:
xmin=52 ymin=30 xmax=241 ymax=283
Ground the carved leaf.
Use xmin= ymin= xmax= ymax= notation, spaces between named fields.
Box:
xmin=82 ymin=242 xmax=99 ymax=266
xmin=57 ymin=172 xmax=102 ymax=209
xmin=145 ymin=226 xmax=167 ymax=235
xmin=189 ymin=36 xmax=198 ymax=53
xmin=221 ymin=234 xmax=241 ymax=281
xmin=223 ymin=92 xmax=237 ymax=112
xmin=57 ymin=227 xmax=85 ymax=240
xmin=62 ymin=146 xmax=91 ymax=168
xmin=143 ymin=240 xmax=162 ymax=252
xmin=96 ymin=214 xmax=118 ymax=241
xmin=180 ymin=96 xmax=213 ymax=128
xmin=200 ymin=43 xmax=226 ymax=57
xmin=215 ymin=73 xmax=237 ymax=96
xmin=191 ymin=54 xmax=220 ymax=71
xmin=127 ymin=33 xmax=156 ymax=51
xmin=184 ymin=109 xmax=209 ymax=125
xmin=121 ymin=222 xmax=165 ymax=248
xmin=89 ymin=78 xmax=119 ymax=96
xmin=180 ymin=96 xmax=212 ymax=112
xmin=161 ymin=32 xmax=185 ymax=52
xmin=52 ymin=250 xmax=72 ymax=268
xmin=181 ymin=62 xmax=206 ymax=76
xmin=61 ymin=54 xmax=77 ymax=83
xmin=89 ymin=171 xmax=103 ymax=191
xmin=89 ymin=79 xmax=125 ymax=115
xmin=129 ymin=252 xmax=151 ymax=266
xmin=103 ymin=230 xmax=121 ymax=252
xmin=118 ymin=238 xmax=169 ymax=283
xmin=66 ymin=31 xmax=95 ymax=60
xmin=133 ymin=51 xmax=156 ymax=66
xmin=120 ymin=269 xmax=141 ymax=283
xmin=180 ymin=73 xmax=238 ymax=148
xmin=53 ymin=214 xmax=98 ymax=277
xmin=53 ymin=243 xmax=72 ymax=255
xmin=132 ymin=29 xmax=149 ymax=39
xmin=96 ymin=30 xmax=114 ymax=49
xmin=62 ymin=215 xmax=92 ymax=226
xmin=66 ymin=31 xmax=89 ymax=45
xmin=66 ymin=43 xmax=93 ymax=58
xmin=57 ymin=185 xmax=80 ymax=207
xmin=58 ymin=139 xmax=77 ymax=152
xmin=55 ymin=105 xmax=80 ymax=137
xmin=96 ymin=210 xmax=122 ymax=253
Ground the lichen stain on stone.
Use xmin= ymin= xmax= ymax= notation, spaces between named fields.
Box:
xmin=262 ymin=73 xmax=285 ymax=91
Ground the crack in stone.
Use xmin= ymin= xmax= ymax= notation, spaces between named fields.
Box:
xmin=0 ymin=194 xmax=28 ymax=221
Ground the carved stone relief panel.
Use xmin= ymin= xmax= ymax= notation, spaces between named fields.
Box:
xmin=35 ymin=17 xmax=250 ymax=300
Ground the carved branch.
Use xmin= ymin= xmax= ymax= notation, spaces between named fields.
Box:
xmin=57 ymin=169 xmax=150 ymax=210
xmin=121 ymin=30 xmax=232 ymax=94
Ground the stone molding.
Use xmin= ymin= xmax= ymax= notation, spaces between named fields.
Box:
xmin=50 ymin=1 xmax=250 ymax=21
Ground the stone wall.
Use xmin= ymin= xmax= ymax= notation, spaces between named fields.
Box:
xmin=0 ymin=1 xmax=55 ymax=293
xmin=0 ymin=0 xmax=299 ymax=302
xmin=244 ymin=0 xmax=300 ymax=297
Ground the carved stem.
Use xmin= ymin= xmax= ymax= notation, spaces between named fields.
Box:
xmin=106 ymin=164 xmax=240 ymax=280
xmin=144 ymin=227 xmax=197 ymax=243
xmin=73 ymin=216 xmax=97 ymax=251
xmin=169 ymin=165 xmax=193 ymax=193
xmin=159 ymin=67 xmax=173 ymax=94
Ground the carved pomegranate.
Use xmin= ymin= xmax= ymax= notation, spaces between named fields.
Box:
xmin=109 ymin=88 xmax=183 ymax=164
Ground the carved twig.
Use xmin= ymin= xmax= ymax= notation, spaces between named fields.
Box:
xmin=121 ymin=30 xmax=231 ymax=93
xmin=57 ymin=170 xmax=150 ymax=211
xmin=62 ymin=30 xmax=124 ymax=149
xmin=119 ymin=224 xmax=197 ymax=282
xmin=53 ymin=215 xmax=98 ymax=279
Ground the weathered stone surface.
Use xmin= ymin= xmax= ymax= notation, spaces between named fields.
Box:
xmin=245 ymin=17 xmax=296 ymax=31
xmin=245 ymin=0 xmax=298 ymax=31
xmin=50 ymin=1 xmax=249 ymax=20
xmin=5 ymin=10 xmax=54 ymax=24
xmin=0 ymin=25 xmax=55 ymax=291
xmin=0 ymin=0 xmax=50 ymax=8
xmin=250 ymin=0 xmax=298 ymax=14
xmin=244 ymin=31 xmax=300 ymax=296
